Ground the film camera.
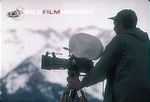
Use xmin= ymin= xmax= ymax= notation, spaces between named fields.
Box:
xmin=41 ymin=51 xmax=93 ymax=76
xmin=41 ymin=33 xmax=103 ymax=75
xmin=41 ymin=33 xmax=103 ymax=102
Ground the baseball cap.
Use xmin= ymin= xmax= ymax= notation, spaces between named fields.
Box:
xmin=109 ymin=9 xmax=138 ymax=27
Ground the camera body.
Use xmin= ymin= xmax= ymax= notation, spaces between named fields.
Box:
xmin=41 ymin=51 xmax=93 ymax=74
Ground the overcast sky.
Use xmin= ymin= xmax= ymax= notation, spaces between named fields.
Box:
xmin=2 ymin=0 xmax=149 ymax=33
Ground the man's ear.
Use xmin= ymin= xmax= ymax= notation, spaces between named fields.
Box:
xmin=119 ymin=22 xmax=125 ymax=30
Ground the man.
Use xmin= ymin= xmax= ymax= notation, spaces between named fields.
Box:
xmin=67 ymin=9 xmax=150 ymax=102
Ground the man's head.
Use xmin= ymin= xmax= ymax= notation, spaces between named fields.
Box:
xmin=109 ymin=9 xmax=138 ymax=34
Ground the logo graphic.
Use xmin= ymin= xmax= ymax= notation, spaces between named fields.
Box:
xmin=7 ymin=7 xmax=24 ymax=20
xmin=7 ymin=7 xmax=93 ymax=20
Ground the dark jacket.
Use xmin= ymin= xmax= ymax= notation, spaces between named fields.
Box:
xmin=81 ymin=28 xmax=150 ymax=102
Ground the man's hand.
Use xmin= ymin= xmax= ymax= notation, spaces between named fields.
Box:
xmin=67 ymin=76 xmax=82 ymax=90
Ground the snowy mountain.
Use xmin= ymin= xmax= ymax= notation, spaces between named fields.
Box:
xmin=1 ymin=26 xmax=115 ymax=102
xmin=1 ymin=56 xmax=103 ymax=102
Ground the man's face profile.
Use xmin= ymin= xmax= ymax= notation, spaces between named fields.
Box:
xmin=113 ymin=21 xmax=122 ymax=34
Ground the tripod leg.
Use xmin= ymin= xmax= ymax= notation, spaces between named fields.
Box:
xmin=61 ymin=89 xmax=87 ymax=102
xmin=67 ymin=89 xmax=73 ymax=102
xmin=60 ymin=91 xmax=68 ymax=102
xmin=77 ymin=90 xmax=87 ymax=102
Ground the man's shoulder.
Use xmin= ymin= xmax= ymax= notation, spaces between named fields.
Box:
xmin=113 ymin=33 xmax=135 ymax=44
xmin=111 ymin=34 xmax=128 ymax=43
xmin=115 ymin=33 xmax=131 ymax=39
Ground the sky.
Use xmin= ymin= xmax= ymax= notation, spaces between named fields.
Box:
xmin=1 ymin=0 xmax=149 ymax=32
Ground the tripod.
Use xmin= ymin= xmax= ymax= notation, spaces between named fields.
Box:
xmin=60 ymin=71 xmax=87 ymax=102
